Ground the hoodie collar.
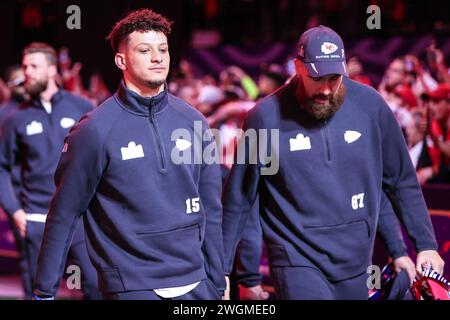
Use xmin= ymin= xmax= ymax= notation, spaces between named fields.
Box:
xmin=116 ymin=80 xmax=168 ymax=116
xmin=29 ymin=89 xmax=64 ymax=110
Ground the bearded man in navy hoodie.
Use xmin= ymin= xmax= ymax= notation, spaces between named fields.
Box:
xmin=33 ymin=9 xmax=225 ymax=300
xmin=221 ymin=25 xmax=445 ymax=299
xmin=0 ymin=43 xmax=100 ymax=299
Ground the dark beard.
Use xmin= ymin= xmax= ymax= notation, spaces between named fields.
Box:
xmin=25 ymin=79 xmax=48 ymax=97
xmin=298 ymin=81 xmax=346 ymax=120
xmin=146 ymin=79 xmax=165 ymax=88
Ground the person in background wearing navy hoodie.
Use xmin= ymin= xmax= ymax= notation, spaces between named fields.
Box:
xmin=0 ymin=43 xmax=100 ymax=299
xmin=221 ymin=25 xmax=444 ymax=299
xmin=0 ymin=65 xmax=32 ymax=299
xmin=33 ymin=9 xmax=225 ymax=300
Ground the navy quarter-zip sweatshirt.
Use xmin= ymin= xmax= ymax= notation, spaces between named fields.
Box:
xmin=222 ymin=76 xmax=438 ymax=281
xmin=0 ymin=100 xmax=22 ymax=196
xmin=0 ymin=90 xmax=93 ymax=217
xmin=34 ymin=81 xmax=225 ymax=296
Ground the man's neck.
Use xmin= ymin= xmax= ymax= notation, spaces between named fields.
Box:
xmin=124 ymin=77 xmax=164 ymax=98
xmin=39 ymin=81 xmax=59 ymax=102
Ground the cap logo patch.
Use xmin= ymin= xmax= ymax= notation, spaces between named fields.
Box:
xmin=321 ymin=42 xmax=338 ymax=54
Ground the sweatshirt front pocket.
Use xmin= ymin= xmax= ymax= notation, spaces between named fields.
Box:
xmin=302 ymin=219 xmax=372 ymax=280
xmin=135 ymin=223 xmax=203 ymax=274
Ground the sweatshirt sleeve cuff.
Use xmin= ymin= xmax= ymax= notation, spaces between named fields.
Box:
xmin=4 ymin=203 xmax=21 ymax=219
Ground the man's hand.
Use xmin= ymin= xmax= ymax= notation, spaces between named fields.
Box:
xmin=12 ymin=209 xmax=27 ymax=237
xmin=416 ymin=167 xmax=434 ymax=186
xmin=393 ymin=256 xmax=416 ymax=286
xmin=239 ymin=284 xmax=270 ymax=300
xmin=222 ymin=276 xmax=230 ymax=300
xmin=416 ymin=250 xmax=445 ymax=275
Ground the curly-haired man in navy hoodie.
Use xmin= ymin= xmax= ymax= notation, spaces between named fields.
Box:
xmin=33 ymin=9 xmax=225 ymax=300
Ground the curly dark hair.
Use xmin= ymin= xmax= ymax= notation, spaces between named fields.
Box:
xmin=107 ymin=9 xmax=173 ymax=53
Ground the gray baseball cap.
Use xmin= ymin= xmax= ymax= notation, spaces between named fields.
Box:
xmin=297 ymin=25 xmax=348 ymax=77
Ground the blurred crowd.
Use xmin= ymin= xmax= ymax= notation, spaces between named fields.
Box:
xmin=375 ymin=42 xmax=450 ymax=185
xmin=1 ymin=41 xmax=449 ymax=185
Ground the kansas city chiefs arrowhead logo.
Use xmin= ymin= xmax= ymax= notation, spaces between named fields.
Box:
xmin=321 ymin=42 xmax=338 ymax=54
